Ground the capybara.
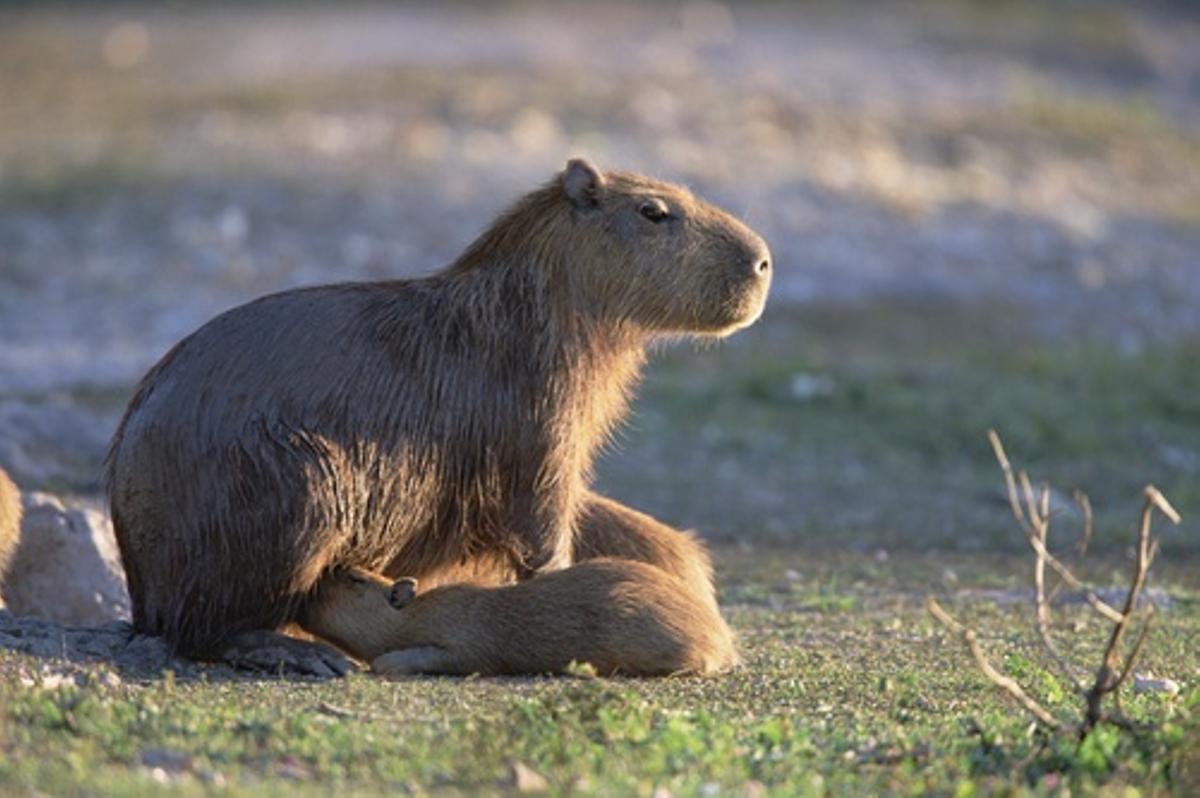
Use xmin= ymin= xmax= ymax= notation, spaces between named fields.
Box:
xmin=0 ymin=467 xmax=20 ymax=606
xmin=105 ymin=158 xmax=770 ymax=670
xmin=300 ymin=560 xmax=738 ymax=676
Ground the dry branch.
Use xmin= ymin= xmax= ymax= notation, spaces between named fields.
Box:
xmin=927 ymin=598 xmax=1063 ymax=730
xmin=987 ymin=430 xmax=1124 ymax=623
xmin=931 ymin=432 xmax=1183 ymax=739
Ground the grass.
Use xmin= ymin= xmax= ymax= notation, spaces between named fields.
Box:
xmin=2 ymin=550 xmax=1197 ymax=795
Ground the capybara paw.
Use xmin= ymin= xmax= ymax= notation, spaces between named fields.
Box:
xmin=388 ymin=578 xmax=418 ymax=609
xmin=371 ymin=646 xmax=449 ymax=675
xmin=223 ymin=630 xmax=357 ymax=679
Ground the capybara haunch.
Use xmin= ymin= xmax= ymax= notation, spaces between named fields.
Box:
xmin=300 ymin=561 xmax=737 ymax=676
xmin=0 ymin=467 xmax=20 ymax=606
xmin=106 ymin=158 xmax=770 ymax=671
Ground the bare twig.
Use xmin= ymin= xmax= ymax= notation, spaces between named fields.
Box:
xmin=936 ymin=434 xmax=1183 ymax=739
xmin=1026 ymin=479 xmax=1084 ymax=690
xmin=1032 ymin=481 xmax=1050 ymax=641
xmin=987 ymin=430 xmax=1030 ymax=534
xmin=1082 ymin=485 xmax=1180 ymax=734
xmin=1072 ymin=490 xmax=1093 ymax=557
xmin=987 ymin=431 xmax=1123 ymax=623
xmin=1112 ymin=610 xmax=1155 ymax=695
xmin=927 ymin=598 xmax=1064 ymax=731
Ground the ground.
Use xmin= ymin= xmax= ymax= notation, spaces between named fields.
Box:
xmin=1 ymin=1 xmax=1199 ymax=795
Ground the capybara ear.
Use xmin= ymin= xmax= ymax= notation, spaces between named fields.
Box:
xmin=562 ymin=157 xmax=605 ymax=209
xmin=388 ymin=577 xmax=418 ymax=609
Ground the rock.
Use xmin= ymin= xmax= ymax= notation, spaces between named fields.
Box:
xmin=1133 ymin=674 xmax=1182 ymax=696
xmin=510 ymin=761 xmax=548 ymax=794
xmin=3 ymin=491 xmax=130 ymax=625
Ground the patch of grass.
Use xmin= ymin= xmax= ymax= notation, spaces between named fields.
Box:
xmin=2 ymin=552 xmax=1196 ymax=795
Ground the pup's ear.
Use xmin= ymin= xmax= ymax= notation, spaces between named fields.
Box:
xmin=388 ymin=577 xmax=418 ymax=609
xmin=562 ymin=157 xmax=605 ymax=209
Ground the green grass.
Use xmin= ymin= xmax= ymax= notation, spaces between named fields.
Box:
xmin=3 ymin=550 xmax=1197 ymax=796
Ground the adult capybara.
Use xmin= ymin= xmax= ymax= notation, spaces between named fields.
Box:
xmin=300 ymin=561 xmax=737 ymax=677
xmin=0 ymin=467 xmax=20 ymax=606
xmin=106 ymin=158 xmax=770 ymax=672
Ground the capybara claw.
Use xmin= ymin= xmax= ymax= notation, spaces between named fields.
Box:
xmin=222 ymin=630 xmax=356 ymax=678
xmin=388 ymin=578 xmax=417 ymax=609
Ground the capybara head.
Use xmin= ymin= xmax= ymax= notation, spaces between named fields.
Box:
xmin=456 ymin=158 xmax=771 ymax=337
xmin=560 ymin=159 xmax=772 ymax=336
xmin=303 ymin=568 xmax=394 ymax=623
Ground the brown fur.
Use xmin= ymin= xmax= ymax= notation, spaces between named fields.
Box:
xmin=0 ymin=467 xmax=20 ymax=602
xmin=300 ymin=560 xmax=737 ymax=676
xmin=105 ymin=158 xmax=770 ymax=659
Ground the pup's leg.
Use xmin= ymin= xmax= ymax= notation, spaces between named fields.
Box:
xmin=372 ymin=646 xmax=458 ymax=675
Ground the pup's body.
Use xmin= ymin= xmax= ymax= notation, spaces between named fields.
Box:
xmin=300 ymin=559 xmax=737 ymax=677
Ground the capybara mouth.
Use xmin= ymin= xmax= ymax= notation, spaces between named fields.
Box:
xmin=722 ymin=272 xmax=770 ymax=331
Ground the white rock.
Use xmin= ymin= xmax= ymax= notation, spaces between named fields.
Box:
xmin=1133 ymin=674 xmax=1182 ymax=696
xmin=2 ymin=492 xmax=130 ymax=625
xmin=789 ymin=372 xmax=835 ymax=401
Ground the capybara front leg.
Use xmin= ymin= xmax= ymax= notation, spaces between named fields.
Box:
xmin=222 ymin=629 xmax=356 ymax=678
xmin=511 ymin=504 xmax=574 ymax=580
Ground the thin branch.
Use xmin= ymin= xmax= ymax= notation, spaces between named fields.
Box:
xmin=1144 ymin=485 xmax=1181 ymax=525
xmin=1028 ymin=529 xmax=1124 ymax=623
xmin=987 ymin=431 xmax=1123 ymax=623
xmin=1019 ymin=471 xmax=1041 ymax=531
xmin=1028 ymin=481 xmax=1083 ymax=691
xmin=1083 ymin=486 xmax=1179 ymax=733
xmin=1112 ymin=610 xmax=1155 ymax=694
xmin=1048 ymin=489 xmax=1092 ymax=602
xmin=927 ymin=598 xmax=1064 ymax=731
xmin=1073 ymin=490 xmax=1093 ymax=557
xmin=987 ymin=430 xmax=1031 ymax=535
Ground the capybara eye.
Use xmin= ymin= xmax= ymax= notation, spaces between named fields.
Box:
xmin=639 ymin=200 xmax=670 ymax=223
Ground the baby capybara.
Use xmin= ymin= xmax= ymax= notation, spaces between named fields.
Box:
xmin=105 ymin=158 xmax=770 ymax=670
xmin=300 ymin=560 xmax=738 ymax=677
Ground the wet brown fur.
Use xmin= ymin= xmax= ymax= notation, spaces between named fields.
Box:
xmin=300 ymin=560 xmax=737 ymax=676
xmin=105 ymin=159 xmax=770 ymax=659
xmin=0 ymin=468 xmax=20 ymax=602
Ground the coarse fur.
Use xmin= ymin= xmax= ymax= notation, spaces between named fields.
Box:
xmin=300 ymin=560 xmax=738 ymax=676
xmin=0 ymin=468 xmax=20 ymax=603
xmin=105 ymin=158 xmax=770 ymax=661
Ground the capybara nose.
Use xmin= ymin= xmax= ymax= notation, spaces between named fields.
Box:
xmin=748 ymin=240 xmax=772 ymax=278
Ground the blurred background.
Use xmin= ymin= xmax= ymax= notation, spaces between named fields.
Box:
xmin=0 ymin=1 xmax=1197 ymax=557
